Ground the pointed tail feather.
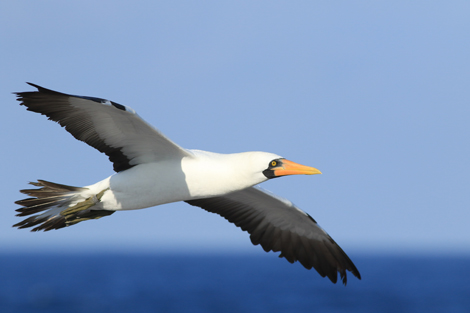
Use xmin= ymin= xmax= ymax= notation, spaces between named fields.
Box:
xmin=14 ymin=180 xmax=114 ymax=231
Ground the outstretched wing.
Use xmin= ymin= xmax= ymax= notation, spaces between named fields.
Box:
xmin=15 ymin=83 xmax=192 ymax=172
xmin=186 ymin=186 xmax=361 ymax=284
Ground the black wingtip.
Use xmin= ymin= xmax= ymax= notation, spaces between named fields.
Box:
xmin=25 ymin=82 xmax=45 ymax=91
xmin=355 ymin=270 xmax=362 ymax=280
xmin=13 ymin=83 xmax=51 ymax=96
xmin=26 ymin=82 xmax=39 ymax=88
xmin=25 ymin=82 xmax=63 ymax=94
xmin=339 ymin=263 xmax=361 ymax=285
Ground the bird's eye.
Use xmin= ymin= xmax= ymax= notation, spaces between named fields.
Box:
xmin=270 ymin=160 xmax=277 ymax=167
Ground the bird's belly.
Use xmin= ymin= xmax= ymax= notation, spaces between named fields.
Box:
xmin=98 ymin=162 xmax=191 ymax=211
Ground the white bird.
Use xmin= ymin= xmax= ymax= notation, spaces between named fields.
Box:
xmin=14 ymin=83 xmax=360 ymax=284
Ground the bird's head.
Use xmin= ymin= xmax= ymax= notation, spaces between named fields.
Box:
xmin=261 ymin=157 xmax=322 ymax=179
xmin=243 ymin=152 xmax=321 ymax=181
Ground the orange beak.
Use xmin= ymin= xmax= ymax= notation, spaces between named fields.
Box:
xmin=273 ymin=159 xmax=322 ymax=177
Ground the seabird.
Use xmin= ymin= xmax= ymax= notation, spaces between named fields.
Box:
xmin=14 ymin=83 xmax=361 ymax=284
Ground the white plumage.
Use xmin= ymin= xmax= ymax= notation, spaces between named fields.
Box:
xmin=14 ymin=83 xmax=360 ymax=284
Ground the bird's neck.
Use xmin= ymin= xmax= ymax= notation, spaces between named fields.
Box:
xmin=182 ymin=150 xmax=267 ymax=198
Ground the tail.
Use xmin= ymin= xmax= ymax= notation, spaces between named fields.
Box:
xmin=14 ymin=180 xmax=114 ymax=231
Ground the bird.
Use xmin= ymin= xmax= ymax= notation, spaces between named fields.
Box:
xmin=13 ymin=83 xmax=361 ymax=285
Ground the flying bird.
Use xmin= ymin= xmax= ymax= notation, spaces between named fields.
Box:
xmin=14 ymin=83 xmax=361 ymax=284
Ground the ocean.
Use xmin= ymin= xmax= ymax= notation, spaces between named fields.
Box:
xmin=0 ymin=253 xmax=468 ymax=313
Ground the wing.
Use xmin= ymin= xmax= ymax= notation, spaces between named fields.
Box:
xmin=15 ymin=83 xmax=192 ymax=172
xmin=186 ymin=186 xmax=361 ymax=285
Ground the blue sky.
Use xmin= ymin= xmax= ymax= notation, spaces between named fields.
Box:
xmin=1 ymin=1 xmax=469 ymax=254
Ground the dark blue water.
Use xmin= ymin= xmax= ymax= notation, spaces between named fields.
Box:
xmin=0 ymin=253 xmax=468 ymax=313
